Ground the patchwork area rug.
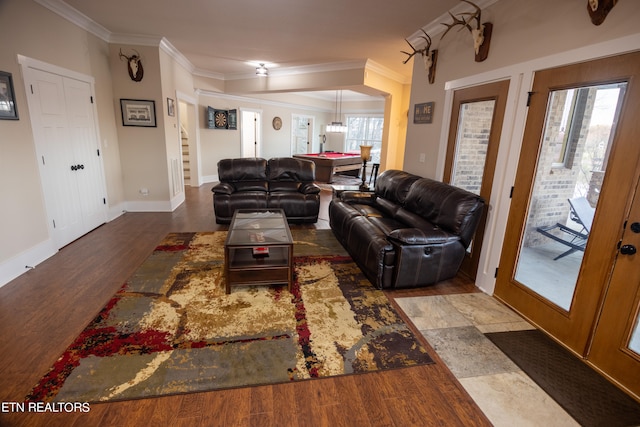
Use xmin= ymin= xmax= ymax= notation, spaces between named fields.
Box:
xmin=26 ymin=230 xmax=433 ymax=403
xmin=486 ymin=329 xmax=640 ymax=427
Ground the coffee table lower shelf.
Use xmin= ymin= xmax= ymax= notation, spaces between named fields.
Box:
xmin=224 ymin=245 xmax=293 ymax=294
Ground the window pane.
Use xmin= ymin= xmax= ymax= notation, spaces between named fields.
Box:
xmin=346 ymin=115 xmax=383 ymax=164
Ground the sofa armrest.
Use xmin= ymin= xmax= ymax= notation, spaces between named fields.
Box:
xmin=300 ymin=183 xmax=321 ymax=194
xmin=388 ymin=228 xmax=458 ymax=245
xmin=212 ymin=182 xmax=235 ymax=195
xmin=340 ymin=191 xmax=376 ymax=204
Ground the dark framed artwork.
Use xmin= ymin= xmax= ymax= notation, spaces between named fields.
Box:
xmin=167 ymin=97 xmax=175 ymax=117
xmin=0 ymin=71 xmax=18 ymax=120
xmin=413 ymin=102 xmax=434 ymax=124
xmin=120 ymin=99 xmax=157 ymax=127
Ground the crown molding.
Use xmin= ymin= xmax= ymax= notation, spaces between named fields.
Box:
xmin=365 ymin=60 xmax=409 ymax=85
xmin=35 ymin=0 xmax=409 ymax=85
xmin=34 ymin=0 xmax=111 ymax=41
xmin=222 ymin=59 xmax=369 ymax=81
xmin=159 ymin=38 xmax=196 ymax=73
xmin=196 ymin=89 xmax=334 ymax=113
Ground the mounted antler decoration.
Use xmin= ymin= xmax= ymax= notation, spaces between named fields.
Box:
xmin=587 ymin=0 xmax=618 ymax=25
xmin=119 ymin=49 xmax=144 ymax=82
xmin=401 ymin=29 xmax=438 ymax=84
xmin=441 ymin=0 xmax=493 ymax=62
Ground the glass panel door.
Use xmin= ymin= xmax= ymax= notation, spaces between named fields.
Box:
xmin=514 ymin=83 xmax=626 ymax=310
xmin=450 ymin=100 xmax=495 ymax=195
xmin=444 ymin=80 xmax=509 ymax=279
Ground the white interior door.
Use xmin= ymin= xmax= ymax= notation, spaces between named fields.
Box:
xmin=241 ymin=109 xmax=261 ymax=157
xmin=25 ymin=66 xmax=107 ymax=248
xmin=63 ymin=77 xmax=107 ymax=232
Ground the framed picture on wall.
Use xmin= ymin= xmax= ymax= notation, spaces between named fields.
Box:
xmin=120 ymin=99 xmax=157 ymax=127
xmin=0 ymin=71 xmax=18 ymax=120
xmin=167 ymin=97 xmax=175 ymax=117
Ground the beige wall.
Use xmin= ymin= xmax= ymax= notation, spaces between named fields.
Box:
xmin=404 ymin=0 xmax=640 ymax=178
xmin=0 ymin=0 xmax=122 ymax=269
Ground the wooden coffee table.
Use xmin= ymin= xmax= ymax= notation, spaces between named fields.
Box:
xmin=224 ymin=209 xmax=293 ymax=294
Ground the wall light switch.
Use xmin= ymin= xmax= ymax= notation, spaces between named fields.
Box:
xmin=419 ymin=153 xmax=426 ymax=163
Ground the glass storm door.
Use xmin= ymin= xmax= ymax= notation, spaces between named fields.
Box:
xmin=495 ymin=51 xmax=640 ymax=399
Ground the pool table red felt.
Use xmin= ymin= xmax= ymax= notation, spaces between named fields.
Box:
xmin=294 ymin=152 xmax=362 ymax=183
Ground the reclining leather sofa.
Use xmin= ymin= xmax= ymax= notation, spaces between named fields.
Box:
xmin=212 ymin=157 xmax=321 ymax=224
xmin=329 ymin=169 xmax=485 ymax=289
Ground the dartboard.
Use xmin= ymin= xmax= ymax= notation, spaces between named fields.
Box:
xmin=214 ymin=110 xmax=228 ymax=129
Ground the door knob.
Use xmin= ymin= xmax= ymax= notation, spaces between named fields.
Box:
xmin=620 ymin=244 xmax=637 ymax=255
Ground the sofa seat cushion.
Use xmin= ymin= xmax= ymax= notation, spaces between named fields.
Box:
xmin=213 ymin=192 xmax=269 ymax=222
xmin=269 ymin=181 xmax=301 ymax=192
xmin=351 ymin=203 xmax=386 ymax=218
xmin=234 ymin=181 xmax=269 ymax=192
xmin=388 ymin=227 xmax=460 ymax=245
xmin=267 ymin=193 xmax=319 ymax=220
xmin=367 ymin=217 xmax=410 ymax=236
xmin=343 ymin=216 xmax=396 ymax=289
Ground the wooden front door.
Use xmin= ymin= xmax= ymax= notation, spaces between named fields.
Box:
xmin=495 ymin=51 xmax=640 ymax=399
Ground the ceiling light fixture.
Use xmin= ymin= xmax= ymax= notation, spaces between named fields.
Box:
xmin=326 ymin=90 xmax=347 ymax=133
xmin=256 ymin=63 xmax=268 ymax=76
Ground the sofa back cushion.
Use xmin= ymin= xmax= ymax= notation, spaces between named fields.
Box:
xmin=404 ymin=178 xmax=484 ymax=247
xmin=268 ymin=157 xmax=316 ymax=181
xmin=217 ymin=158 xmax=268 ymax=192
xmin=268 ymin=157 xmax=316 ymax=191
xmin=374 ymin=170 xmax=421 ymax=205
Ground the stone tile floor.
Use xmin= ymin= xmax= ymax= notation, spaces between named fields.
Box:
xmin=395 ymin=293 xmax=580 ymax=427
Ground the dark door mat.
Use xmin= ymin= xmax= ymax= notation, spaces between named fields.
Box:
xmin=485 ymin=329 xmax=640 ymax=427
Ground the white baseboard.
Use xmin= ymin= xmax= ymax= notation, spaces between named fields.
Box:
xmin=124 ymin=200 xmax=174 ymax=212
xmin=108 ymin=202 xmax=126 ymax=221
xmin=202 ymin=174 xmax=218 ymax=184
xmin=0 ymin=239 xmax=57 ymax=289
xmin=170 ymin=192 xmax=186 ymax=211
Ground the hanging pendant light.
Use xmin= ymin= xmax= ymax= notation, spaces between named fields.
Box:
xmin=327 ymin=90 xmax=347 ymax=133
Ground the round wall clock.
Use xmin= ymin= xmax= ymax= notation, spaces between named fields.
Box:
xmin=272 ymin=116 xmax=282 ymax=130
xmin=214 ymin=110 xmax=228 ymax=129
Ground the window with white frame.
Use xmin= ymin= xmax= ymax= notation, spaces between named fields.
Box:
xmin=345 ymin=115 xmax=383 ymax=164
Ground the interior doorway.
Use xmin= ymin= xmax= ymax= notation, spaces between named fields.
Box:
xmin=495 ymin=51 xmax=640 ymax=399
xmin=291 ymin=114 xmax=314 ymax=155
xmin=241 ymin=109 xmax=262 ymax=158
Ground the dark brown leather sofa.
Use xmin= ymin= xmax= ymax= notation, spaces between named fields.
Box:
xmin=329 ymin=169 xmax=485 ymax=289
xmin=212 ymin=157 xmax=321 ymax=224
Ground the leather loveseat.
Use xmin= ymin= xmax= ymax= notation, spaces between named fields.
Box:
xmin=212 ymin=157 xmax=321 ymax=224
xmin=329 ymin=169 xmax=485 ymax=289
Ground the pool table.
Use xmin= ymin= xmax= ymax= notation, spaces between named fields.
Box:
xmin=293 ymin=152 xmax=362 ymax=183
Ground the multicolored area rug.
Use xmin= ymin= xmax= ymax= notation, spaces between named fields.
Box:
xmin=26 ymin=230 xmax=433 ymax=403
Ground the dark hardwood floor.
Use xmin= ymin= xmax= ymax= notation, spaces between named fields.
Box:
xmin=0 ymin=185 xmax=491 ymax=427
